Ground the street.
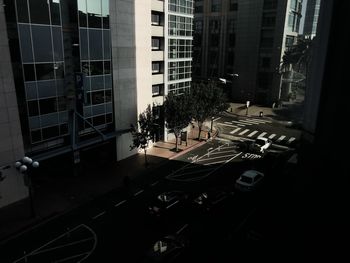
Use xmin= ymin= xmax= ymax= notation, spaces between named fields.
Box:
xmin=0 ymin=115 xmax=298 ymax=263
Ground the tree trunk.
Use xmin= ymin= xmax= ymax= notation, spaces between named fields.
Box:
xmin=175 ymin=134 xmax=178 ymax=152
xmin=144 ymin=149 xmax=148 ymax=167
xmin=197 ymin=122 xmax=202 ymax=140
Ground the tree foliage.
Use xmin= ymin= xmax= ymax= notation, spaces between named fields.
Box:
xmin=190 ymin=81 xmax=229 ymax=139
xmin=130 ymin=105 xmax=158 ymax=166
xmin=164 ymin=91 xmax=193 ymax=151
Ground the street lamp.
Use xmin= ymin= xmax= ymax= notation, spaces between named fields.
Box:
xmin=15 ymin=157 xmax=39 ymax=218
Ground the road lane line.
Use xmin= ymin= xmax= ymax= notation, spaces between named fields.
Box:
xmin=134 ymin=189 xmax=144 ymax=196
xmin=198 ymin=154 xmax=238 ymax=162
xmin=287 ymin=137 xmax=296 ymax=144
xmin=241 ymin=119 xmax=265 ymax=124
xmin=231 ymin=120 xmax=252 ymax=126
xmin=277 ymin=135 xmax=286 ymax=142
xmin=217 ymin=122 xmax=239 ymax=128
xmin=247 ymin=131 xmax=259 ymax=137
xmin=238 ymin=129 xmax=250 ymax=135
xmin=176 ymin=224 xmax=189 ymax=234
xmin=268 ymin=134 xmax=276 ymax=139
xmin=257 ymin=132 xmax=267 ymax=137
xmin=114 ymin=200 xmax=127 ymax=207
xmin=230 ymin=128 xmax=241 ymax=134
xmin=166 ymin=200 xmax=179 ymax=209
xmin=237 ymin=119 xmax=261 ymax=125
xmin=250 ymin=118 xmax=272 ymax=123
xmin=213 ymin=117 xmax=221 ymax=122
xmin=151 ymin=181 xmax=159 ymax=186
xmin=92 ymin=211 xmax=106 ymax=220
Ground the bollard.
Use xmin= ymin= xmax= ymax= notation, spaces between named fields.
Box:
xmin=259 ymin=111 xmax=263 ymax=117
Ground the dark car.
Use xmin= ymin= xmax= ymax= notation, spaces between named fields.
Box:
xmin=148 ymin=191 xmax=189 ymax=216
xmin=145 ymin=234 xmax=187 ymax=262
xmin=192 ymin=188 xmax=235 ymax=212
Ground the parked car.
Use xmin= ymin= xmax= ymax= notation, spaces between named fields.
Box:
xmin=235 ymin=170 xmax=264 ymax=192
xmin=250 ymin=137 xmax=272 ymax=153
xmin=146 ymin=234 xmax=187 ymax=262
xmin=148 ymin=191 xmax=189 ymax=216
xmin=192 ymin=188 xmax=235 ymax=212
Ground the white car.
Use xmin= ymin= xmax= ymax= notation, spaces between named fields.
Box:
xmin=250 ymin=137 xmax=272 ymax=153
xmin=235 ymin=170 xmax=264 ymax=192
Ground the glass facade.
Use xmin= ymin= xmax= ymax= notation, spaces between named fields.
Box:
xmin=6 ymin=0 xmax=113 ymax=148
xmin=168 ymin=2 xmax=194 ymax=93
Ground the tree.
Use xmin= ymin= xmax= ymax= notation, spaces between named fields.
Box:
xmin=164 ymin=91 xmax=193 ymax=152
xmin=130 ymin=105 xmax=157 ymax=166
xmin=190 ymin=81 xmax=229 ymax=140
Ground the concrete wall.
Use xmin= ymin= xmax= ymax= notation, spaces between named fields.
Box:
xmin=0 ymin=2 xmax=28 ymax=208
xmin=110 ymin=0 xmax=138 ymax=161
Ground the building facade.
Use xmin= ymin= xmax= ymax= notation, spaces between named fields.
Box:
xmin=303 ymin=0 xmax=321 ymax=39
xmin=193 ymin=0 xmax=303 ymax=105
xmin=0 ymin=0 xmax=193 ymax=208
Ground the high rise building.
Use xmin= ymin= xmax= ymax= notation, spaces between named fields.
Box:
xmin=0 ymin=0 xmax=193 ymax=208
xmin=303 ymin=0 xmax=321 ymax=39
xmin=193 ymin=0 xmax=303 ymax=105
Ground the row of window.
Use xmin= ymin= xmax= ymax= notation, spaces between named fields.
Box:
xmin=31 ymin=123 xmax=68 ymax=144
xmin=23 ymin=62 xmax=64 ymax=82
xmin=81 ymin=61 xmax=111 ymax=76
xmin=18 ymin=24 xmax=63 ymax=63
xmin=15 ymin=0 xmax=61 ymax=25
xmin=168 ymin=81 xmax=191 ymax=94
xmin=83 ymin=113 xmax=113 ymax=130
xmin=168 ymin=39 xmax=192 ymax=59
xmin=195 ymin=0 xmax=238 ymax=13
xmin=25 ymin=79 xmax=64 ymax=100
xmin=85 ymin=90 xmax=112 ymax=106
xmin=27 ymin=96 xmax=66 ymax=117
xmin=169 ymin=15 xmax=193 ymax=36
xmin=78 ymin=0 xmax=110 ymax=29
xmin=83 ymin=103 xmax=113 ymax=118
xmin=168 ymin=61 xmax=192 ymax=81
xmin=169 ymin=0 xmax=194 ymax=15
xmin=80 ymin=28 xmax=111 ymax=60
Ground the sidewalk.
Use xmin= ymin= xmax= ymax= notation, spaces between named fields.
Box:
xmin=0 ymin=125 xmax=213 ymax=244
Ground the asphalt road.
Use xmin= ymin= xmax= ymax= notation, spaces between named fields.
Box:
xmin=0 ymin=137 xmax=295 ymax=263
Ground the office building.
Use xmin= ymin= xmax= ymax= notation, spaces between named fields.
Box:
xmin=0 ymin=0 xmax=193 ymax=208
xmin=193 ymin=0 xmax=303 ymax=104
xmin=303 ymin=0 xmax=321 ymax=39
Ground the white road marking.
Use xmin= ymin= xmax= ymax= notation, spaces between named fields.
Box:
xmin=258 ymin=132 xmax=267 ymax=138
xmin=268 ymin=134 xmax=276 ymax=139
xmin=247 ymin=130 xmax=259 ymax=137
xmin=230 ymin=128 xmax=241 ymax=134
xmin=114 ymin=200 xmax=127 ymax=207
xmin=166 ymin=200 xmax=179 ymax=209
xmin=231 ymin=120 xmax=252 ymax=126
xmin=208 ymin=149 xmax=238 ymax=156
xmin=218 ymin=122 xmax=238 ymax=128
xmin=134 ymin=189 xmax=144 ymax=196
xmin=224 ymin=121 xmax=233 ymax=124
xmin=287 ymin=137 xmax=296 ymax=144
xmin=213 ymin=117 xmax=221 ymax=122
xmin=241 ymin=119 xmax=266 ymax=124
xmin=176 ymin=224 xmax=189 ymax=234
xmin=92 ymin=211 xmax=106 ymax=220
xmin=198 ymin=154 xmax=238 ymax=162
xmin=151 ymin=181 xmax=159 ymax=186
xmin=237 ymin=119 xmax=262 ymax=125
xmin=249 ymin=118 xmax=272 ymax=123
xmin=277 ymin=135 xmax=286 ymax=142
xmin=239 ymin=129 xmax=250 ymax=135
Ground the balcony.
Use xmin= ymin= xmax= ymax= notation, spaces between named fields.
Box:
xmin=152 ymin=0 xmax=164 ymax=12
xmin=152 ymin=51 xmax=164 ymax=61
xmin=152 ymin=26 xmax=164 ymax=37
xmin=152 ymin=74 xmax=164 ymax=85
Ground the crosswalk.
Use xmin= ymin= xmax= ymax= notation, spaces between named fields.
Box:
xmin=217 ymin=118 xmax=297 ymax=146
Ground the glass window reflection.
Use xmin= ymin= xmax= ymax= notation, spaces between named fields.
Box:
xmin=16 ymin=0 xmax=29 ymax=23
xmin=89 ymin=29 xmax=103 ymax=60
xmin=52 ymin=27 xmax=63 ymax=61
xmin=36 ymin=63 xmax=54 ymax=80
xmin=32 ymin=25 xmax=53 ymax=62
xmin=87 ymin=0 xmax=102 ymax=28
xmin=78 ymin=0 xmax=87 ymax=27
xmin=29 ymin=0 xmax=50 ymax=24
xmin=50 ymin=0 xmax=61 ymax=25
xmin=18 ymin=24 xmax=34 ymax=63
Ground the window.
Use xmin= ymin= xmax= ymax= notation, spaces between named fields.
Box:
xmin=262 ymin=13 xmax=276 ymax=27
xmin=168 ymin=15 xmax=193 ymax=36
xmin=29 ymin=0 xmax=50 ymax=24
xmin=102 ymin=0 xmax=110 ymax=28
xmin=152 ymin=38 xmax=163 ymax=50
xmin=285 ymin=35 xmax=295 ymax=48
xmin=31 ymin=130 xmax=42 ymax=143
xmin=16 ymin=0 xmax=29 ymax=23
xmin=152 ymin=62 xmax=163 ymax=74
xmin=32 ymin=25 xmax=53 ymax=62
xmin=169 ymin=0 xmax=194 ymax=15
xmin=260 ymin=30 xmax=274 ymax=48
xmin=91 ymin=90 xmax=105 ymax=105
xmin=168 ymin=39 xmax=192 ymax=59
xmin=39 ymin=98 xmax=58 ymax=114
xmin=87 ymin=0 xmax=102 ymax=28
xmin=50 ymin=0 xmax=61 ymax=25
xmin=28 ymin=101 xmax=39 ymax=116
xmin=90 ymin=61 xmax=104 ymax=75
xmin=229 ymin=0 xmax=238 ymax=11
xmin=168 ymin=61 xmax=191 ymax=81
xmin=152 ymin=84 xmax=163 ymax=96
xmin=195 ymin=1 xmax=203 ymax=13
xmin=78 ymin=0 xmax=87 ymax=27
xmin=211 ymin=0 xmax=221 ymax=12
xmin=42 ymin=125 xmax=59 ymax=140
xmin=260 ymin=57 xmax=271 ymax=68
xmin=36 ymin=63 xmax=55 ymax=80
xmin=89 ymin=29 xmax=103 ymax=60
xmin=263 ymin=0 xmax=277 ymax=10
xmin=23 ymin=64 xmax=36 ymax=82
xmin=18 ymin=24 xmax=33 ymax=63
xmin=152 ymin=12 xmax=162 ymax=26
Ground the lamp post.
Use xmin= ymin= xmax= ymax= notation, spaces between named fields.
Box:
xmin=15 ymin=157 xmax=39 ymax=218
